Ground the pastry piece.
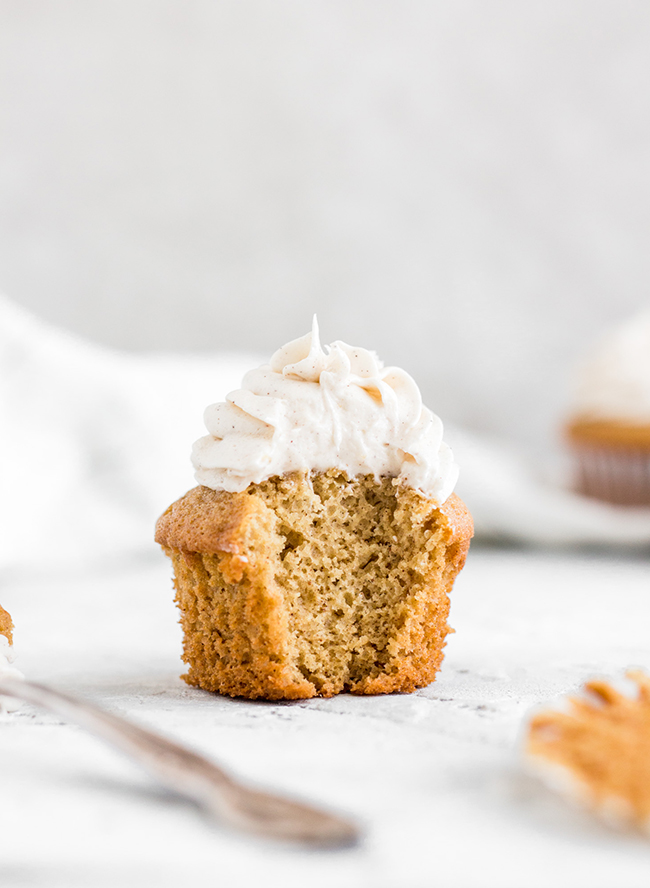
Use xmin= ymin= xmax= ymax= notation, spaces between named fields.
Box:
xmin=526 ymin=671 xmax=650 ymax=832
xmin=157 ymin=472 xmax=471 ymax=699
xmin=0 ymin=604 xmax=13 ymax=646
xmin=156 ymin=319 xmax=472 ymax=700
xmin=566 ymin=312 xmax=650 ymax=505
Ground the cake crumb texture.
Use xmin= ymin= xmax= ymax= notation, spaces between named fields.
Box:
xmin=0 ymin=605 xmax=13 ymax=645
xmin=156 ymin=471 xmax=472 ymax=700
xmin=528 ymin=670 xmax=650 ymax=829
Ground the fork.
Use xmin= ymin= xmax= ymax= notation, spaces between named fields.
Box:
xmin=0 ymin=675 xmax=360 ymax=848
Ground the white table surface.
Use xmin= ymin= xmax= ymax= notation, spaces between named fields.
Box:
xmin=1 ymin=544 xmax=650 ymax=888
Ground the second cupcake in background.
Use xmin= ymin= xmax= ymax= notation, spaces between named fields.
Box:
xmin=566 ymin=311 xmax=650 ymax=506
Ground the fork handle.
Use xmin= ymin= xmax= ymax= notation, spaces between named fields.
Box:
xmin=0 ymin=675 xmax=360 ymax=847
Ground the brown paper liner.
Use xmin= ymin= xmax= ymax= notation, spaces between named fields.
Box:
xmin=572 ymin=445 xmax=650 ymax=505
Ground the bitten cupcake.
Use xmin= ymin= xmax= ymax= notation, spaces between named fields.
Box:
xmin=156 ymin=320 xmax=472 ymax=700
xmin=566 ymin=311 xmax=650 ymax=506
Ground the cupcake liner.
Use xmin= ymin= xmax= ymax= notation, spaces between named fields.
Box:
xmin=573 ymin=446 xmax=650 ymax=506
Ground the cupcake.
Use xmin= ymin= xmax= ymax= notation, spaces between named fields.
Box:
xmin=156 ymin=319 xmax=472 ymax=700
xmin=566 ymin=311 xmax=650 ymax=505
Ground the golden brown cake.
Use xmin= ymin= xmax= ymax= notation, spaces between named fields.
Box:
xmin=156 ymin=471 xmax=472 ymax=700
xmin=156 ymin=320 xmax=472 ymax=700
xmin=527 ymin=671 xmax=650 ymax=831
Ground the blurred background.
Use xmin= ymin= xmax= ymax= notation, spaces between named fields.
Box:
xmin=2 ymin=0 xmax=650 ymax=457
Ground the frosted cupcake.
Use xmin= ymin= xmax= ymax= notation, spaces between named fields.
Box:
xmin=566 ymin=311 xmax=650 ymax=506
xmin=156 ymin=320 xmax=472 ymax=700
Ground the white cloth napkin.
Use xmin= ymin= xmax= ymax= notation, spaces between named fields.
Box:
xmin=2 ymin=295 xmax=649 ymax=573
xmin=0 ymin=295 xmax=257 ymax=572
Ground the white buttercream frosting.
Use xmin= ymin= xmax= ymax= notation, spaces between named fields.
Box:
xmin=192 ymin=318 xmax=458 ymax=504
xmin=572 ymin=311 xmax=650 ymax=423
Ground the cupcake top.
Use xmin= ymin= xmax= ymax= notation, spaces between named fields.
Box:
xmin=192 ymin=318 xmax=458 ymax=504
xmin=571 ymin=311 xmax=650 ymax=425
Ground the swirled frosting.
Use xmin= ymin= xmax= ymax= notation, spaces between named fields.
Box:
xmin=192 ymin=318 xmax=458 ymax=504
xmin=572 ymin=311 xmax=650 ymax=423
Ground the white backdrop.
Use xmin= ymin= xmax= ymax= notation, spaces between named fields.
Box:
xmin=1 ymin=1 xmax=649 ymax=452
